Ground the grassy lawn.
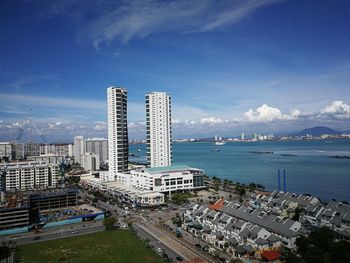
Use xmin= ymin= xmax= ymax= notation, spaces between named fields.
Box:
xmin=17 ymin=230 xmax=164 ymax=263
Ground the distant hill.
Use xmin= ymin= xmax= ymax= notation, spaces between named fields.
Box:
xmin=292 ymin=126 xmax=340 ymax=136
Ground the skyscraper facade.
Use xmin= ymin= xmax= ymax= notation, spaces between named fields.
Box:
xmin=84 ymin=138 xmax=108 ymax=164
xmin=145 ymin=92 xmax=172 ymax=167
xmin=73 ymin=136 xmax=84 ymax=164
xmin=107 ymin=87 xmax=128 ymax=177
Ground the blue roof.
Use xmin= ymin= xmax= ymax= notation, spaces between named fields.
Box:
xmin=145 ymin=165 xmax=192 ymax=174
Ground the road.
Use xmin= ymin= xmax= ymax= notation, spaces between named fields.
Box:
xmin=135 ymin=222 xmax=217 ymax=263
xmin=133 ymin=224 xmax=183 ymax=262
xmin=0 ymin=221 xmax=105 ymax=245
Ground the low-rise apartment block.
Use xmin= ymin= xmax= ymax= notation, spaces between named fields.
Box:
xmin=0 ymin=162 xmax=60 ymax=191
xmin=125 ymin=165 xmax=205 ymax=193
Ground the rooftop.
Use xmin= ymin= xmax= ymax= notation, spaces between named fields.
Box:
xmin=144 ymin=165 xmax=195 ymax=174
xmin=261 ymin=250 xmax=281 ymax=261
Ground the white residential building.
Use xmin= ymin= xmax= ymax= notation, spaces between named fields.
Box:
xmin=40 ymin=143 xmax=74 ymax=156
xmin=34 ymin=164 xmax=49 ymax=188
xmin=145 ymin=92 xmax=172 ymax=167
xmin=20 ymin=165 xmax=35 ymax=190
xmin=74 ymin=136 xmax=84 ymax=164
xmin=28 ymin=154 xmax=65 ymax=165
xmin=5 ymin=167 xmax=20 ymax=190
xmin=84 ymin=138 xmax=108 ymax=164
xmin=0 ymin=162 xmax=60 ymax=191
xmin=81 ymin=152 xmax=100 ymax=171
xmin=107 ymin=87 xmax=128 ymax=179
xmin=50 ymin=164 xmax=60 ymax=186
xmin=0 ymin=142 xmax=15 ymax=162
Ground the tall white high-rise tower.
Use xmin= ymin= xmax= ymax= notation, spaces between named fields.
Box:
xmin=146 ymin=92 xmax=172 ymax=167
xmin=107 ymin=87 xmax=128 ymax=178
xmin=73 ymin=136 xmax=84 ymax=164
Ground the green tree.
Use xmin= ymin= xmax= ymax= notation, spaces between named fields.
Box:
xmin=214 ymin=181 xmax=220 ymax=192
xmin=103 ymin=217 xmax=116 ymax=231
xmin=238 ymin=187 xmax=246 ymax=197
xmin=292 ymin=207 xmax=303 ymax=221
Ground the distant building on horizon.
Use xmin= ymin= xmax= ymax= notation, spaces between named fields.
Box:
xmin=107 ymin=87 xmax=128 ymax=179
xmin=145 ymin=92 xmax=172 ymax=168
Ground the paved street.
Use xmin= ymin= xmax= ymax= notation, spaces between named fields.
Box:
xmin=0 ymin=221 xmax=105 ymax=245
xmin=133 ymin=224 xmax=183 ymax=262
xmin=136 ymin=222 xmax=218 ymax=263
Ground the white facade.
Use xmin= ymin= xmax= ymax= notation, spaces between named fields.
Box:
xmin=40 ymin=143 xmax=74 ymax=156
xmin=20 ymin=165 xmax=35 ymax=190
xmin=35 ymin=164 xmax=49 ymax=188
xmin=0 ymin=162 xmax=60 ymax=191
xmin=28 ymin=154 xmax=65 ymax=165
xmin=84 ymin=138 xmax=108 ymax=164
xmin=80 ymin=175 xmax=165 ymax=207
xmin=0 ymin=142 xmax=15 ymax=162
xmin=107 ymin=87 xmax=128 ymax=178
xmin=129 ymin=165 xmax=205 ymax=193
xmin=100 ymin=171 xmax=113 ymax=182
xmin=50 ymin=164 xmax=60 ymax=186
xmin=5 ymin=167 xmax=20 ymax=190
xmin=146 ymin=92 xmax=172 ymax=167
xmin=81 ymin=152 xmax=100 ymax=171
xmin=74 ymin=136 xmax=84 ymax=164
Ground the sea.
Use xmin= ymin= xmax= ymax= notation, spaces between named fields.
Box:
xmin=129 ymin=140 xmax=350 ymax=202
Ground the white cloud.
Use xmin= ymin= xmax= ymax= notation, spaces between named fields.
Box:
xmin=244 ymin=104 xmax=301 ymax=122
xmin=34 ymin=0 xmax=282 ymax=47
xmin=199 ymin=117 xmax=228 ymax=125
xmin=94 ymin=122 xmax=107 ymax=131
xmin=320 ymin=100 xmax=350 ymax=120
xmin=245 ymin=104 xmax=281 ymax=122
xmin=1 ymin=98 xmax=350 ymax=141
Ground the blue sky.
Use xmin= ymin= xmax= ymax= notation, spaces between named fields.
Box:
xmin=1 ymin=0 xmax=350 ymax=142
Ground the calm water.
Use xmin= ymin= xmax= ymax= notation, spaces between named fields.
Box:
xmin=129 ymin=140 xmax=350 ymax=202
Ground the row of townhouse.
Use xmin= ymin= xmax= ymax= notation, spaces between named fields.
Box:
xmin=302 ymin=200 xmax=350 ymax=239
xmin=0 ymin=162 xmax=60 ymax=191
xmin=250 ymin=190 xmax=320 ymax=215
xmin=251 ymin=190 xmax=350 ymax=239
xmin=183 ymin=200 xmax=308 ymax=261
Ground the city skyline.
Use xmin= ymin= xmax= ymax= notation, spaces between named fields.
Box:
xmin=1 ymin=0 xmax=350 ymax=141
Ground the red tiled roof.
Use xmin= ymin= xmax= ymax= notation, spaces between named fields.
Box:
xmin=261 ymin=250 xmax=281 ymax=261
xmin=208 ymin=198 xmax=225 ymax=211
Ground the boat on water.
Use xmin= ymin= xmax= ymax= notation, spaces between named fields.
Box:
xmin=137 ymin=149 xmax=141 ymax=152
xmin=214 ymin=141 xmax=225 ymax=146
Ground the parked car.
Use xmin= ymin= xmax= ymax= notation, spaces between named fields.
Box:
xmin=176 ymin=256 xmax=184 ymax=261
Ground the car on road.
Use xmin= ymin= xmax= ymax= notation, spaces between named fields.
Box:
xmin=195 ymin=243 xmax=201 ymax=249
xmin=175 ymin=256 xmax=184 ymax=261
xmin=156 ymin=247 xmax=162 ymax=253
xmin=33 ymin=236 xmax=41 ymax=240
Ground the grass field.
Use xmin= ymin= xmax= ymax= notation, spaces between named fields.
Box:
xmin=17 ymin=230 xmax=164 ymax=263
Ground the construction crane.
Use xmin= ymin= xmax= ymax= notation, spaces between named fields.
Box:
xmin=15 ymin=109 xmax=32 ymax=142
xmin=14 ymin=109 xmax=48 ymax=144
